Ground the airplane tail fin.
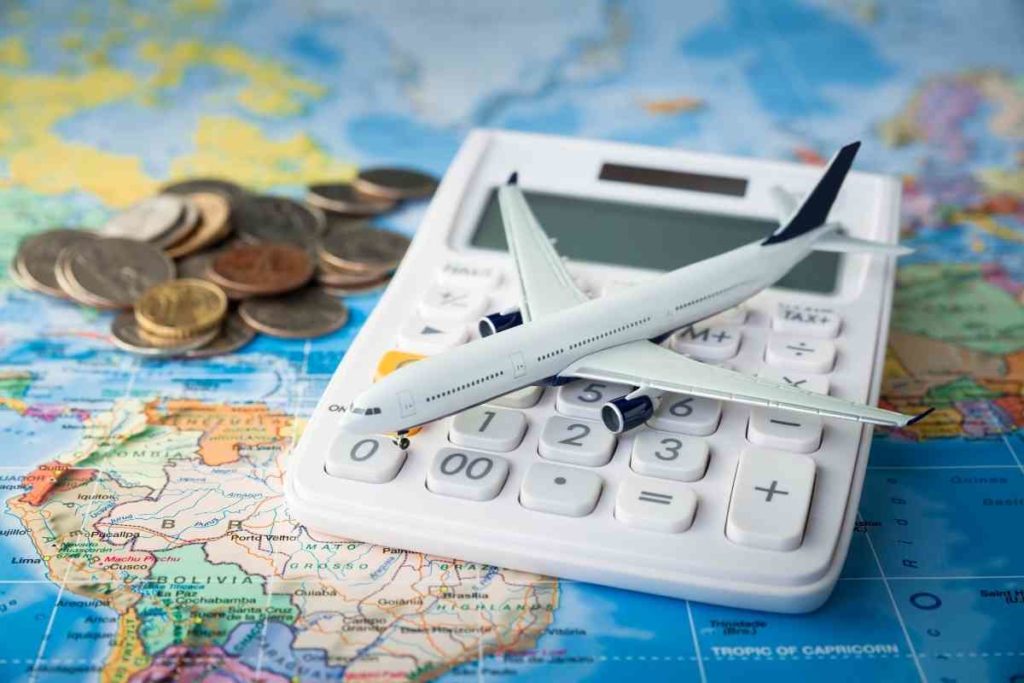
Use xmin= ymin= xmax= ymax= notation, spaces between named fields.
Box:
xmin=762 ymin=141 xmax=860 ymax=245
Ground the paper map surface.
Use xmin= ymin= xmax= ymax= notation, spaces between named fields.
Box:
xmin=0 ymin=1 xmax=1022 ymax=680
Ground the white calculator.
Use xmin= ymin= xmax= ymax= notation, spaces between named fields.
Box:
xmin=286 ymin=129 xmax=902 ymax=613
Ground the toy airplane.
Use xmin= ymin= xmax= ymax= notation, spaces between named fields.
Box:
xmin=341 ymin=141 xmax=932 ymax=448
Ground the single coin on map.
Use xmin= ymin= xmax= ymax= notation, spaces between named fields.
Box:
xmin=57 ymin=238 xmax=176 ymax=308
xmin=209 ymin=243 xmax=314 ymax=297
xmin=111 ymin=311 xmax=220 ymax=357
xmin=183 ymin=313 xmax=257 ymax=358
xmin=353 ymin=167 xmax=438 ymax=201
xmin=307 ymin=183 xmax=396 ymax=216
xmin=14 ymin=228 xmax=99 ymax=298
xmin=165 ymin=193 xmax=232 ymax=258
xmin=101 ymin=195 xmax=186 ymax=242
xmin=232 ymin=195 xmax=325 ymax=249
xmin=318 ymin=223 xmax=410 ymax=275
xmin=134 ymin=278 xmax=228 ymax=340
xmin=239 ymin=288 xmax=349 ymax=338
xmin=161 ymin=177 xmax=245 ymax=198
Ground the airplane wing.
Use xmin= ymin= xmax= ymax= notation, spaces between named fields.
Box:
xmin=497 ymin=175 xmax=589 ymax=321
xmin=563 ymin=340 xmax=928 ymax=428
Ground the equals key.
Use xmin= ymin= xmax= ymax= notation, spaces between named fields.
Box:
xmin=616 ymin=479 xmax=697 ymax=533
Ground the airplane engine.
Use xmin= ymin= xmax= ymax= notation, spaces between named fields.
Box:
xmin=478 ymin=310 xmax=523 ymax=337
xmin=601 ymin=395 xmax=655 ymax=434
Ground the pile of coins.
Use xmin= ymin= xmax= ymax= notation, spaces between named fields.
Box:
xmin=11 ymin=168 xmax=435 ymax=357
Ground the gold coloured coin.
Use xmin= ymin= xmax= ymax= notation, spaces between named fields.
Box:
xmin=134 ymin=278 xmax=228 ymax=340
xmin=165 ymin=193 xmax=232 ymax=258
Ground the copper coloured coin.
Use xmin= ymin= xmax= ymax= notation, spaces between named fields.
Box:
xmin=209 ymin=243 xmax=314 ymax=296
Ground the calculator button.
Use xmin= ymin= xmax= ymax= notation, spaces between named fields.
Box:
xmin=757 ymin=368 xmax=830 ymax=395
xmin=747 ymin=409 xmax=823 ymax=453
xmin=325 ymin=434 xmax=406 ymax=484
xmin=426 ymin=448 xmax=510 ymax=501
xmin=555 ymin=380 xmax=630 ymax=420
xmin=419 ymin=285 xmax=489 ymax=323
xmin=615 ymin=477 xmax=697 ymax=533
xmin=764 ymin=336 xmax=836 ymax=374
xmin=397 ymin=317 xmax=467 ymax=354
xmin=437 ymin=262 xmax=502 ymax=289
xmin=726 ymin=448 xmax=816 ymax=551
xmin=631 ymin=430 xmax=709 ymax=482
xmin=704 ymin=306 xmax=747 ymax=327
xmin=772 ymin=303 xmax=840 ymax=339
xmin=671 ymin=325 xmax=741 ymax=361
xmin=449 ymin=406 xmax=527 ymax=452
xmin=647 ymin=393 xmax=721 ymax=436
xmin=538 ymin=416 xmax=617 ymax=467
xmin=374 ymin=350 xmax=425 ymax=381
xmin=520 ymin=463 xmax=603 ymax=517
xmin=488 ymin=385 xmax=544 ymax=409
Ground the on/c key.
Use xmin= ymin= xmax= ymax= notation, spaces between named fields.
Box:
xmin=726 ymin=447 xmax=816 ymax=551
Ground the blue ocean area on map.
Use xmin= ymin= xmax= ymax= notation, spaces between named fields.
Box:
xmin=0 ymin=0 xmax=1022 ymax=680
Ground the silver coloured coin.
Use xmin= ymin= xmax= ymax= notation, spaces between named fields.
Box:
xmin=153 ymin=196 xmax=201 ymax=249
xmin=232 ymin=195 xmax=326 ymax=249
xmin=238 ymin=288 xmax=348 ymax=338
xmin=110 ymin=312 xmax=220 ymax=357
xmin=318 ymin=224 xmax=410 ymax=274
xmin=102 ymin=195 xmax=186 ymax=242
xmin=183 ymin=313 xmax=257 ymax=358
xmin=61 ymin=238 xmax=175 ymax=308
xmin=353 ymin=167 xmax=438 ymax=201
xmin=14 ymin=228 xmax=99 ymax=297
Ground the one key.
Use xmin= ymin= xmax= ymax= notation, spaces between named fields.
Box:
xmin=419 ymin=285 xmax=489 ymax=323
xmin=671 ymin=325 xmax=741 ymax=361
xmin=615 ymin=477 xmax=698 ymax=533
xmin=647 ymin=394 xmax=721 ymax=436
xmin=489 ymin=385 xmax=544 ymax=409
xmin=325 ymin=433 xmax=406 ymax=483
xmin=539 ymin=416 xmax=617 ymax=467
xmin=555 ymin=380 xmax=630 ymax=420
xmin=520 ymin=463 xmax=602 ymax=517
xmin=747 ymin=409 xmax=823 ymax=453
xmin=426 ymin=448 xmax=510 ymax=501
xmin=773 ymin=303 xmax=840 ymax=339
xmin=726 ymin=448 xmax=816 ymax=551
xmin=757 ymin=368 xmax=830 ymax=395
xmin=397 ymin=317 xmax=467 ymax=354
xmin=449 ymin=406 xmax=527 ymax=452
xmin=436 ymin=262 xmax=503 ymax=289
xmin=631 ymin=430 xmax=709 ymax=481
xmin=765 ymin=336 xmax=836 ymax=374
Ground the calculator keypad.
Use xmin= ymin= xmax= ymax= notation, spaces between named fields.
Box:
xmin=631 ymin=430 xmax=709 ymax=481
xmin=615 ymin=477 xmax=697 ymax=533
xmin=555 ymin=380 xmax=630 ymax=420
xmin=520 ymin=462 xmax=603 ymax=517
xmin=325 ymin=434 xmax=407 ymax=483
xmin=538 ymin=416 xmax=617 ymax=467
xmin=427 ymin=448 xmax=510 ymax=501
xmin=647 ymin=394 xmax=722 ymax=436
xmin=449 ymin=406 xmax=527 ymax=452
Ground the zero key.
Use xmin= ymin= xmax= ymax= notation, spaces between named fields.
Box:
xmin=726 ymin=448 xmax=815 ymax=551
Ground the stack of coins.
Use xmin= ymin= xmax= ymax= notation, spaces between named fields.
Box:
xmin=10 ymin=166 xmax=432 ymax=358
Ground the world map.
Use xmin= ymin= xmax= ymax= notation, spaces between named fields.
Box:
xmin=1 ymin=0 xmax=1022 ymax=681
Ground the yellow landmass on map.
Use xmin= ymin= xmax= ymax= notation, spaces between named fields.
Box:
xmin=137 ymin=39 xmax=325 ymax=116
xmin=169 ymin=115 xmax=355 ymax=188
xmin=0 ymin=36 xmax=29 ymax=67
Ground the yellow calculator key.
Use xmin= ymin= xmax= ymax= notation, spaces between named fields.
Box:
xmin=374 ymin=350 xmax=425 ymax=381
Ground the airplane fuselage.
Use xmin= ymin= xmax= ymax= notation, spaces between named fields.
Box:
xmin=339 ymin=230 xmax=821 ymax=435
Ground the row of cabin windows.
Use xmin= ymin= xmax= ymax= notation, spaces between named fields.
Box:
xmin=426 ymin=370 xmax=506 ymax=403
xmin=537 ymin=316 xmax=652 ymax=363
xmin=673 ymin=282 xmax=747 ymax=312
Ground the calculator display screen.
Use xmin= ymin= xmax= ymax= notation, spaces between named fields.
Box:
xmin=469 ymin=189 xmax=841 ymax=294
